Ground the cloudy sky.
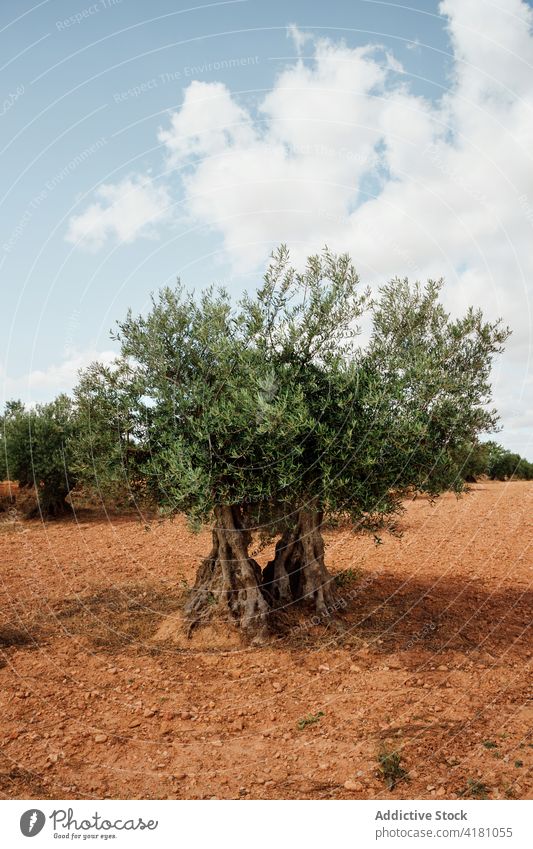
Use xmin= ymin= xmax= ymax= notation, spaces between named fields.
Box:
xmin=1 ymin=0 xmax=532 ymax=458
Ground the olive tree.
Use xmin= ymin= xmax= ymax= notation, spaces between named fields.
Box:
xmin=0 ymin=395 xmax=78 ymax=517
xmin=75 ymin=247 xmax=509 ymax=639
xmin=486 ymin=442 xmax=533 ymax=480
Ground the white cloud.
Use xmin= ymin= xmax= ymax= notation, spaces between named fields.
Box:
xmin=287 ymin=23 xmax=313 ymax=57
xmin=154 ymin=3 xmax=533 ymax=455
xmin=66 ymin=175 xmax=171 ymax=251
xmin=155 ymin=9 xmax=533 ymax=296
xmin=157 ymin=36 xmax=407 ymax=272
xmin=1 ymin=349 xmax=116 ymax=406
xmin=440 ymin=0 xmax=533 ymax=101
xmin=62 ymin=1 xmax=533 ymax=455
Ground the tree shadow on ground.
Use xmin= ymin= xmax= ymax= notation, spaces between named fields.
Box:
xmin=285 ymin=569 xmax=532 ymax=656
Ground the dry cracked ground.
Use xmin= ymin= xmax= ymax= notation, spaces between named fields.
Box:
xmin=0 ymin=480 xmax=531 ymax=800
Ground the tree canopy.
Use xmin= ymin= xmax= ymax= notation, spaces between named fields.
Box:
xmin=71 ymin=246 xmax=510 ymax=639
xmin=0 ymin=395 xmax=77 ymax=517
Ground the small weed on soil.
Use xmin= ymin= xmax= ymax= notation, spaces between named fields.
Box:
xmin=297 ymin=711 xmax=325 ymax=730
xmin=378 ymin=746 xmax=408 ymax=790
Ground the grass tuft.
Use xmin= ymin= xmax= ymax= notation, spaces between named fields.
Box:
xmin=378 ymin=746 xmax=408 ymax=790
xmin=297 ymin=711 xmax=324 ymax=730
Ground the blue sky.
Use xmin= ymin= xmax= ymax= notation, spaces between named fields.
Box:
xmin=1 ymin=0 xmax=532 ymax=458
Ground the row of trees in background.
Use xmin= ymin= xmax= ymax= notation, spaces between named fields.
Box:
xmin=0 ymin=396 xmax=78 ymax=517
xmin=1 ymin=247 xmax=523 ymax=638
xmin=460 ymin=440 xmax=533 ymax=482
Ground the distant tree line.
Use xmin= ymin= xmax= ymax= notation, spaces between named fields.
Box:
xmin=0 ymin=396 xmax=78 ymax=517
xmin=459 ymin=440 xmax=533 ymax=482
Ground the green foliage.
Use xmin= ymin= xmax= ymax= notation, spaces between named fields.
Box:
xmin=297 ymin=711 xmax=324 ymax=730
xmin=108 ymin=277 xmax=312 ymax=526
xmin=454 ymin=440 xmax=491 ymax=482
xmin=366 ymin=278 xmax=509 ymax=499
xmin=73 ymin=246 xmax=511 ymax=535
xmin=462 ymin=778 xmax=489 ymax=799
xmin=246 ymin=255 xmax=510 ymax=531
xmin=453 ymin=440 xmax=532 ymax=482
xmin=334 ymin=568 xmax=361 ymax=587
xmin=0 ymin=395 xmax=77 ymax=516
xmin=485 ymin=441 xmax=533 ymax=480
xmin=378 ymin=746 xmax=408 ymax=790
xmin=73 ymin=360 xmax=149 ymax=508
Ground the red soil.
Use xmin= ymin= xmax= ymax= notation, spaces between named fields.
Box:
xmin=0 ymin=481 xmax=531 ymax=800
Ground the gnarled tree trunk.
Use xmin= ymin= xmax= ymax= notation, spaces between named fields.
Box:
xmin=262 ymin=506 xmax=336 ymax=617
xmin=184 ymin=504 xmax=271 ymax=641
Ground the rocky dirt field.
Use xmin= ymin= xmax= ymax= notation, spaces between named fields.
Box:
xmin=0 ymin=481 xmax=531 ymax=800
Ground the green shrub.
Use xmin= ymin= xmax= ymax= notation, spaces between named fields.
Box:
xmin=0 ymin=395 xmax=77 ymax=517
